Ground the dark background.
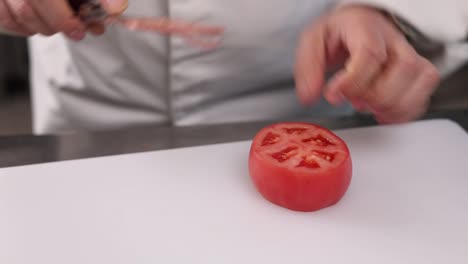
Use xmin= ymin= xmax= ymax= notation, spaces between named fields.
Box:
xmin=0 ymin=36 xmax=31 ymax=135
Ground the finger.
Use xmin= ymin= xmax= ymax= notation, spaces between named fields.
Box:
xmin=323 ymin=70 xmax=346 ymax=105
xmin=28 ymin=0 xmax=85 ymax=38
xmin=5 ymin=0 xmax=54 ymax=35
xmin=0 ymin=0 xmax=30 ymax=35
xmin=325 ymin=27 xmax=388 ymax=104
xmin=87 ymin=22 xmax=105 ymax=35
xmin=100 ymin=0 xmax=128 ymax=15
xmin=325 ymin=29 xmax=348 ymax=68
xmin=294 ymin=21 xmax=327 ymax=105
xmin=375 ymin=59 xmax=440 ymax=124
xmin=365 ymin=43 xmax=422 ymax=113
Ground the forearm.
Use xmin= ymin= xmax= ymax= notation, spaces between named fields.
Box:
xmin=339 ymin=0 xmax=468 ymax=43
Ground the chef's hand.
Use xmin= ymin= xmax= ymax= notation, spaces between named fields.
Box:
xmin=294 ymin=5 xmax=441 ymax=124
xmin=0 ymin=0 xmax=127 ymax=40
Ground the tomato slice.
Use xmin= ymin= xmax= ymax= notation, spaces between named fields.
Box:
xmin=248 ymin=122 xmax=352 ymax=212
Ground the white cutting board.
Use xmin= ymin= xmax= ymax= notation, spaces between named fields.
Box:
xmin=1 ymin=119 xmax=468 ymax=264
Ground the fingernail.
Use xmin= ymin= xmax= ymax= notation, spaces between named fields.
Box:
xmin=67 ymin=30 xmax=86 ymax=41
xmin=102 ymin=0 xmax=128 ymax=13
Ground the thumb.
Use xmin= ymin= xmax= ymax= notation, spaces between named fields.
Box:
xmin=294 ymin=22 xmax=328 ymax=106
xmin=101 ymin=0 xmax=128 ymax=15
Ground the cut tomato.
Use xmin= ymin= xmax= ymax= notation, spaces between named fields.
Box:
xmin=248 ymin=122 xmax=352 ymax=212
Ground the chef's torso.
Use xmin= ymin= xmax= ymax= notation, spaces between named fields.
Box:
xmin=29 ymin=0 xmax=353 ymax=134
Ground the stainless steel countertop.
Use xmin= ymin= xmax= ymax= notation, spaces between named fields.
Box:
xmin=0 ymin=109 xmax=467 ymax=168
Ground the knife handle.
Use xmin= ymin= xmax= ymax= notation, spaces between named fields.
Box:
xmin=68 ymin=0 xmax=86 ymax=13
xmin=68 ymin=0 xmax=108 ymax=23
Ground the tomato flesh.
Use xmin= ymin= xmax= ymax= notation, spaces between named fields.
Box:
xmin=262 ymin=132 xmax=281 ymax=146
xmin=302 ymin=135 xmax=335 ymax=146
xmin=248 ymin=122 xmax=352 ymax=212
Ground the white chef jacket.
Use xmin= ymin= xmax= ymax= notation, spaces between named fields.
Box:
xmin=26 ymin=0 xmax=468 ymax=134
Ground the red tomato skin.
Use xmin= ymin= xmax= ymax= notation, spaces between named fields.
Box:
xmin=248 ymin=127 xmax=352 ymax=212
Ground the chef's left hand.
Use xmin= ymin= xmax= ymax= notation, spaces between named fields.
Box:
xmin=294 ymin=5 xmax=441 ymax=123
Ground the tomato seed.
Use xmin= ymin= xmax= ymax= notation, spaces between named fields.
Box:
xmin=271 ymin=147 xmax=298 ymax=162
xmin=262 ymin=132 xmax=280 ymax=146
xmin=312 ymin=150 xmax=336 ymax=162
xmin=302 ymin=134 xmax=335 ymax=146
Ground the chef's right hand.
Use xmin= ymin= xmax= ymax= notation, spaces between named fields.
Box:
xmin=0 ymin=0 xmax=127 ymax=40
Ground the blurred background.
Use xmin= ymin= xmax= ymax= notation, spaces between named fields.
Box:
xmin=0 ymin=36 xmax=31 ymax=136
xmin=1 ymin=36 xmax=468 ymax=136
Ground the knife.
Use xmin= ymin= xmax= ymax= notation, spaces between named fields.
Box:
xmin=69 ymin=0 xmax=224 ymax=49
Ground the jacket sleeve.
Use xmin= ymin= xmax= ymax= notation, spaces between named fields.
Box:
xmin=339 ymin=0 xmax=468 ymax=43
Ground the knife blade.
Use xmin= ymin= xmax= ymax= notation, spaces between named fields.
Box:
xmin=68 ymin=0 xmax=224 ymax=49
